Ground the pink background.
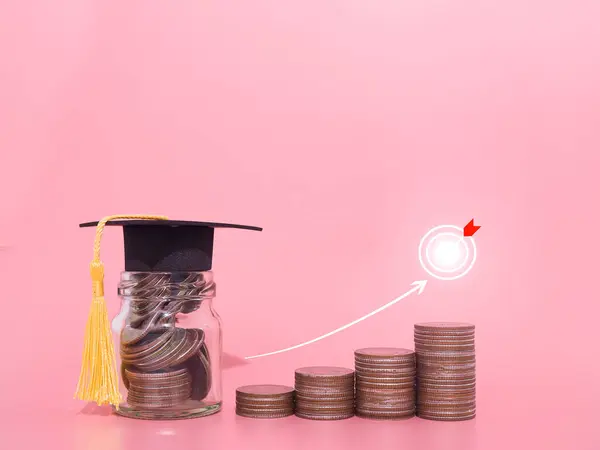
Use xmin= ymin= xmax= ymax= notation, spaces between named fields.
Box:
xmin=1 ymin=1 xmax=599 ymax=449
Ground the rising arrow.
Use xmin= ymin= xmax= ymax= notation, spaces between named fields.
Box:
xmin=245 ymin=280 xmax=428 ymax=360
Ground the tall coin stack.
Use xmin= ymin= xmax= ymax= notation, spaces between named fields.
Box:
xmin=354 ymin=348 xmax=416 ymax=420
xmin=414 ymin=322 xmax=476 ymax=421
xmin=294 ymin=367 xmax=355 ymax=420
xmin=235 ymin=385 xmax=295 ymax=419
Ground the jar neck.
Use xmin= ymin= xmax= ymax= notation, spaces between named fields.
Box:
xmin=118 ymin=271 xmax=216 ymax=301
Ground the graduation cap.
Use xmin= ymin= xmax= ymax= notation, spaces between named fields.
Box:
xmin=74 ymin=215 xmax=261 ymax=408
xmin=79 ymin=218 xmax=262 ymax=272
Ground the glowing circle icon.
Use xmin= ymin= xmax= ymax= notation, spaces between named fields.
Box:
xmin=418 ymin=225 xmax=477 ymax=281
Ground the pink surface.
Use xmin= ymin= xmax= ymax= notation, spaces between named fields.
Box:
xmin=1 ymin=1 xmax=599 ymax=449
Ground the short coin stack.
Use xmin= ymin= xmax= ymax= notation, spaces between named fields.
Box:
xmin=294 ymin=367 xmax=355 ymax=420
xmin=125 ymin=367 xmax=192 ymax=409
xmin=354 ymin=347 xmax=416 ymax=420
xmin=235 ymin=384 xmax=295 ymax=419
xmin=414 ymin=322 xmax=476 ymax=421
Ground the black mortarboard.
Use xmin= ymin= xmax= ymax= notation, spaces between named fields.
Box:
xmin=79 ymin=219 xmax=262 ymax=272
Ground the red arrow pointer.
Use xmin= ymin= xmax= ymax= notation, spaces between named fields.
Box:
xmin=463 ymin=219 xmax=481 ymax=237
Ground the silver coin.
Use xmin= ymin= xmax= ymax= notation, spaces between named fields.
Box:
xmin=188 ymin=349 xmax=211 ymax=401
xmin=129 ymin=300 xmax=163 ymax=318
xmin=120 ymin=329 xmax=176 ymax=362
xmin=132 ymin=328 xmax=188 ymax=371
xmin=169 ymin=328 xmax=204 ymax=367
xmin=122 ymin=329 xmax=177 ymax=365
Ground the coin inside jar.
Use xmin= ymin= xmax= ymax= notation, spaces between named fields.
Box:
xmin=128 ymin=300 xmax=163 ymax=319
xmin=121 ymin=317 xmax=158 ymax=346
xmin=131 ymin=328 xmax=188 ymax=371
xmin=124 ymin=367 xmax=188 ymax=379
xmin=187 ymin=350 xmax=211 ymax=401
xmin=169 ymin=329 xmax=204 ymax=367
xmin=120 ymin=329 xmax=176 ymax=363
xmin=124 ymin=365 xmax=193 ymax=409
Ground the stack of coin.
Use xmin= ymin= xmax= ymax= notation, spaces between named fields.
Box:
xmin=414 ymin=322 xmax=476 ymax=421
xmin=354 ymin=347 xmax=416 ymax=420
xmin=118 ymin=272 xmax=214 ymax=410
xmin=235 ymin=385 xmax=295 ymax=419
xmin=125 ymin=367 xmax=192 ymax=409
xmin=294 ymin=367 xmax=355 ymax=420
xmin=121 ymin=327 xmax=212 ymax=407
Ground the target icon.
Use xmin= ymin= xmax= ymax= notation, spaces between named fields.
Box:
xmin=418 ymin=224 xmax=477 ymax=281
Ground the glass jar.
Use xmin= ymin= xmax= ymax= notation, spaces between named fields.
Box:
xmin=112 ymin=271 xmax=222 ymax=420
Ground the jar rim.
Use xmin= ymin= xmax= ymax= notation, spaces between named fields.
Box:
xmin=118 ymin=271 xmax=215 ymax=301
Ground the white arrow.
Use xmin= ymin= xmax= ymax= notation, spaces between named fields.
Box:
xmin=245 ymin=280 xmax=428 ymax=360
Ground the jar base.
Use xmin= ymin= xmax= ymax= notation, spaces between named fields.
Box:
xmin=114 ymin=401 xmax=222 ymax=420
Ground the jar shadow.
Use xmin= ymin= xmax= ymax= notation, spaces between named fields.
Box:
xmin=77 ymin=404 xmax=113 ymax=416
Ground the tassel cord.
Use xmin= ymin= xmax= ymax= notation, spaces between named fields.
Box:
xmin=74 ymin=214 xmax=168 ymax=408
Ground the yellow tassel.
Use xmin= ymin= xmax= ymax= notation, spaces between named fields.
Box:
xmin=74 ymin=214 xmax=168 ymax=408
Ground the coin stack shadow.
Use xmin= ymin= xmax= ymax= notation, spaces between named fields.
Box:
xmin=414 ymin=322 xmax=476 ymax=421
xmin=354 ymin=348 xmax=416 ymax=420
xmin=235 ymin=385 xmax=295 ymax=418
xmin=294 ymin=367 xmax=355 ymax=420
